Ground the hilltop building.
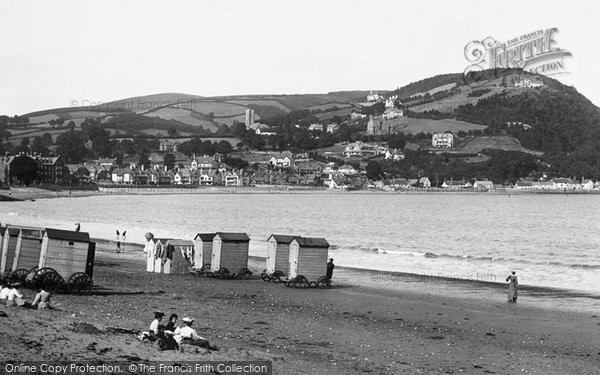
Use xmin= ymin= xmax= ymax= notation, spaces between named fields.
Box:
xmin=245 ymin=108 xmax=255 ymax=128
xmin=367 ymin=115 xmax=403 ymax=136
xmin=432 ymin=133 xmax=454 ymax=148
xmin=367 ymin=91 xmax=382 ymax=102
xmin=514 ymin=79 xmax=544 ymax=89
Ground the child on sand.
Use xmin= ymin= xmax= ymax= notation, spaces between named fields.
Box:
xmin=138 ymin=311 xmax=165 ymax=341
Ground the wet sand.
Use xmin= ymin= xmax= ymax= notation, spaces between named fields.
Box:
xmin=1 ymin=241 xmax=599 ymax=374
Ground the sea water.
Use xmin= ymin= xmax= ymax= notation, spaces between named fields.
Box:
xmin=1 ymin=193 xmax=598 ymax=293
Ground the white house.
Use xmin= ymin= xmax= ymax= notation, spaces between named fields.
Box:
xmin=432 ymin=133 xmax=454 ymax=148
xmin=385 ymin=148 xmax=405 ymax=160
xmin=581 ymin=179 xmax=594 ymax=190
xmin=338 ymin=165 xmax=357 ymax=175
xmin=269 ymin=152 xmax=294 ymax=168
xmin=224 ymin=171 xmax=241 ymax=186
xmin=308 ymin=123 xmax=323 ymax=132
xmin=473 ymin=180 xmax=494 ymax=190
xmin=442 ymin=180 xmax=472 ymax=189
xmin=111 ymin=168 xmax=132 ymax=184
xmin=418 ymin=177 xmax=431 ymax=188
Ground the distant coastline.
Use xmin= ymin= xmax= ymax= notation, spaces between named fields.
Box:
xmin=2 ymin=185 xmax=600 ymax=201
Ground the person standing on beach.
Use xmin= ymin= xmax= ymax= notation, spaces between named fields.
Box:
xmin=116 ymin=230 xmax=120 ymax=240
xmin=326 ymin=258 xmax=335 ymax=279
xmin=116 ymin=240 xmax=121 ymax=254
xmin=506 ymin=271 xmax=518 ymax=302
xmin=122 ymin=231 xmax=126 ymax=241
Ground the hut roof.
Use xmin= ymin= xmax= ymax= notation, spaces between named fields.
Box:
xmin=194 ymin=233 xmax=216 ymax=242
xmin=21 ymin=228 xmax=44 ymax=239
xmin=215 ymin=232 xmax=250 ymax=242
xmin=267 ymin=234 xmax=296 ymax=244
xmin=294 ymin=237 xmax=330 ymax=248
xmin=167 ymin=239 xmax=194 ymax=246
xmin=45 ymin=228 xmax=90 ymax=242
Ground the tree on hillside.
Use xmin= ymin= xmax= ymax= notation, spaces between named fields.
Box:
xmin=163 ymin=153 xmax=175 ymax=170
xmin=41 ymin=132 xmax=54 ymax=146
xmin=366 ymin=161 xmax=384 ymax=181
xmin=56 ymin=130 xmax=87 ymax=163
xmin=31 ymin=136 xmax=49 ymax=156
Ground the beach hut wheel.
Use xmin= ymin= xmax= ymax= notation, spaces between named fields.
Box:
xmin=218 ymin=268 xmax=230 ymax=279
xmin=240 ymin=268 xmax=252 ymax=280
xmin=67 ymin=272 xmax=93 ymax=292
xmin=32 ymin=267 xmax=65 ymax=291
xmin=317 ymin=276 xmax=331 ymax=288
xmin=10 ymin=269 xmax=29 ymax=284
xmin=261 ymin=271 xmax=271 ymax=282
xmin=272 ymin=270 xmax=285 ymax=282
xmin=293 ymin=275 xmax=309 ymax=288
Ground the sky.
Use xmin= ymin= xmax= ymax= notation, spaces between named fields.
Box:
xmin=0 ymin=0 xmax=598 ymax=115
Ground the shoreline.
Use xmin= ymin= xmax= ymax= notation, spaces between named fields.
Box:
xmin=2 ymin=185 xmax=599 ymax=202
xmin=96 ymin=240 xmax=600 ymax=312
xmin=2 ymin=241 xmax=598 ymax=374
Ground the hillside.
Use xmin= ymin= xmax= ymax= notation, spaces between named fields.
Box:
xmin=391 ymin=69 xmax=600 ymax=177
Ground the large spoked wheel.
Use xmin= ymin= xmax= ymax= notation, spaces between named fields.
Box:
xmin=272 ymin=270 xmax=285 ymax=282
xmin=217 ymin=267 xmax=231 ymax=280
xmin=32 ymin=268 xmax=65 ymax=291
xmin=293 ymin=275 xmax=309 ymax=289
xmin=261 ymin=270 xmax=271 ymax=282
xmin=239 ymin=268 xmax=252 ymax=280
xmin=317 ymin=276 xmax=331 ymax=288
xmin=68 ymin=272 xmax=93 ymax=292
xmin=26 ymin=266 xmax=39 ymax=283
xmin=10 ymin=269 xmax=29 ymax=284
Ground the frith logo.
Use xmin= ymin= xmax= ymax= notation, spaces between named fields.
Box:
xmin=464 ymin=28 xmax=572 ymax=78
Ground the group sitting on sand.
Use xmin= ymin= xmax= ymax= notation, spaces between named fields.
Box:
xmin=138 ymin=311 xmax=218 ymax=351
xmin=0 ymin=282 xmax=52 ymax=309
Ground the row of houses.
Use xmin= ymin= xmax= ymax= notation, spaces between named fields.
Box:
xmin=514 ymin=178 xmax=598 ymax=191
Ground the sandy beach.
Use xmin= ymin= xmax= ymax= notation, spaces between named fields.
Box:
xmin=1 ymin=240 xmax=599 ymax=375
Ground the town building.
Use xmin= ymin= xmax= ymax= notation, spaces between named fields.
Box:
xmin=432 ymin=133 xmax=454 ymax=148
xmin=245 ymin=108 xmax=255 ymax=128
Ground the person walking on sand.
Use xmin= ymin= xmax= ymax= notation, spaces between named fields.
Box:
xmin=116 ymin=240 xmax=121 ymax=254
xmin=116 ymin=230 xmax=120 ymax=241
xmin=326 ymin=258 xmax=335 ymax=279
xmin=506 ymin=271 xmax=518 ymax=302
xmin=122 ymin=231 xmax=126 ymax=241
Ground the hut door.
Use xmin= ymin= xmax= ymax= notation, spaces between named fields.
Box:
xmin=86 ymin=242 xmax=96 ymax=278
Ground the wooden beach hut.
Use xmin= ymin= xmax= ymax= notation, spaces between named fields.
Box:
xmin=264 ymin=234 xmax=296 ymax=279
xmin=288 ymin=237 xmax=330 ymax=285
xmin=0 ymin=226 xmax=21 ymax=274
xmin=192 ymin=233 xmax=215 ymax=270
xmin=12 ymin=227 xmax=45 ymax=272
xmin=162 ymin=239 xmax=194 ymax=274
xmin=210 ymin=232 xmax=250 ymax=276
xmin=153 ymin=238 xmax=170 ymax=274
xmin=37 ymin=228 xmax=96 ymax=289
